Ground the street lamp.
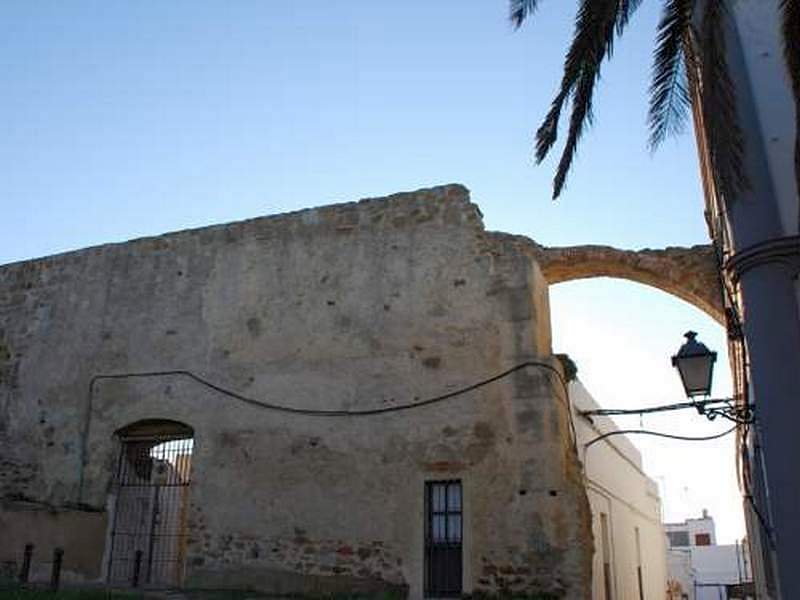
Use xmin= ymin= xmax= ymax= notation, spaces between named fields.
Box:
xmin=582 ymin=331 xmax=753 ymax=426
xmin=671 ymin=331 xmax=717 ymax=398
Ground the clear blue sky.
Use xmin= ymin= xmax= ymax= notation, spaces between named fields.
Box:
xmin=0 ymin=1 xmax=740 ymax=540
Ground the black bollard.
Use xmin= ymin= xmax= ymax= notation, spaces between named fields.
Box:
xmin=132 ymin=550 xmax=143 ymax=587
xmin=19 ymin=543 xmax=33 ymax=583
xmin=50 ymin=547 xmax=63 ymax=591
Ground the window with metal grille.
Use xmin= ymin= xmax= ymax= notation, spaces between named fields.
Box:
xmin=424 ymin=480 xmax=462 ymax=597
xmin=667 ymin=530 xmax=690 ymax=548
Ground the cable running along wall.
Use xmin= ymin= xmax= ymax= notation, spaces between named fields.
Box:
xmin=76 ymin=360 xmax=576 ymax=503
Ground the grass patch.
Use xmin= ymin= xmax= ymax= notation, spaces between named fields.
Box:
xmin=181 ymin=591 xmax=262 ymax=600
xmin=181 ymin=592 xmax=404 ymax=600
xmin=0 ymin=587 xmax=144 ymax=600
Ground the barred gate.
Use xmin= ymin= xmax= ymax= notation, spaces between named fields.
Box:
xmin=107 ymin=431 xmax=193 ymax=587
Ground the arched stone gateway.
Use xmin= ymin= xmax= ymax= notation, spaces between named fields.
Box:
xmin=529 ymin=242 xmax=725 ymax=324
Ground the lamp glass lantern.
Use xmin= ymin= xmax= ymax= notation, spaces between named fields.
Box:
xmin=671 ymin=331 xmax=717 ymax=398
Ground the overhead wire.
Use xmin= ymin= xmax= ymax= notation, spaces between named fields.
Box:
xmin=581 ymin=396 xmax=754 ymax=425
xmin=582 ymin=400 xmax=699 ymax=416
xmin=86 ymin=361 xmax=569 ymax=417
xmin=584 ymin=425 xmax=737 ymax=450
xmin=739 ymin=418 xmax=776 ymax=548
xmin=711 ymin=228 xmax=776 ymax=549
xmin=78 ymin=360 xmax=578 ymax=502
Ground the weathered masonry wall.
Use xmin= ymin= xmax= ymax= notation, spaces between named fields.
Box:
xmin=0 ymin=185 xmax=591 ymax=598
xmin=529 ymin=244 xmax=724 ymax=324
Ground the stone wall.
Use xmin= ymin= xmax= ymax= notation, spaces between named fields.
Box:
xmin=0 ymin=502 xmax=107 ymax=583
xmin=0 ymin=185 xmax=591 ymax=598
xmin=524 ymin=241 xmax=723 ymax=324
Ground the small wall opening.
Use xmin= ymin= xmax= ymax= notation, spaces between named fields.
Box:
xmin=106 ymin=419 xmax=194 ymax=588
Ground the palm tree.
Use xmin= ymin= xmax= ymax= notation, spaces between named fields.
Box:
xmin=510 ymin=0 xmax=800 ymax=201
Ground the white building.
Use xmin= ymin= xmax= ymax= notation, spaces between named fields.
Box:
xmin=570 ymin=380 xmax=668 ymax=600
xmin=665 ymin=510 xmax=717 ymax=548
xmin=665 ymin=511 xmax=753 ymax=600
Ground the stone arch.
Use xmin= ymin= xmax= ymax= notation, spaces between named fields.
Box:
xmin=529 ymin=243 xmax=724 ymax=324
xmin=115 ymin=418 xmax=194 ymax=439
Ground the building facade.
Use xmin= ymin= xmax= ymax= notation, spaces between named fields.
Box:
xmin=689 ymin=2 xmax=800 ymax=598
xmin=571 ymin=381 xmax=669 ymax=600
xmin=1 ymin=186 xmax=597 ymax=598
xmin=665 ymin=512 xmax=753 ymax=600
xmin=665 ymin=511 xmax=717 ymax=549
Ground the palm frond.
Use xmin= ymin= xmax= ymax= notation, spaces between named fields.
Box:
xmin=510 ymin=0 xmax=542 ymax=29
xmin=553 ymin=67 xmax=597 ymax=198
xmin=648 ymin=0 xmax=693 ymax=149
xmin=534 ymin=0 xmax=618 ymax=164
xmin=535 ymin=88 xmax=570 ymax=162
xmin=699 ymin=0 xmax=748 ymax=199
xmin=778 ymin=0 xmax=800 ymax=206
xmin=539 ymin=0 xmax=620 ymax=198
xmin=616 ymin=0 xmax=645 ymax=35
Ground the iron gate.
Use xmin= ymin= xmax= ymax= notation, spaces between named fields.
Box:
xmin=107 ymin=434 xmax=193 ymax=587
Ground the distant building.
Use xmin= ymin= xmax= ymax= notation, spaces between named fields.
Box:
xmin=665 ymin=511 xmax=754 ymax=600
xmin=665 ymin=510 xmax=716 ymax=549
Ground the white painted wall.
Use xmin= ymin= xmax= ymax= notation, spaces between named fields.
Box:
xmin=571 ymin=381 xmax=668 ymax=600
xmin=667 ymin=549 xmax=694 ymax=600
xmin=692 ymin=544 xmax=752 ymax=600
xmin=665 ymin=512 xmax=753 ymax=600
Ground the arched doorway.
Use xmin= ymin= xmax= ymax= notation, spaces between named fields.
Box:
xmin=106 ymin=419 xmax=194 ymax=588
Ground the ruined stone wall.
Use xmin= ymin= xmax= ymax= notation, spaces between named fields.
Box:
xmin=0 ymin=185 xmax=591 ymax=598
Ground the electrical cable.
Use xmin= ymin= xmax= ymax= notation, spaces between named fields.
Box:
xmin=78 ymin=360 xmax=577 ymax=503
xmin=87 ymin=361 xmax=568 ymax=416
xmin=582 ymin=396 xmax=754 ymax=424
xmin=584 ymin=425 xmax=737 ymax=450
xmin=664 ymin=206 xmax=773 ymax=559
xmin=739 ymin=419 xmax=776 ymax=548
xmin=582 ymin=399 xmax=711 ymax=416
xmin=708 ymin=208 xmax=774 ymax=553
